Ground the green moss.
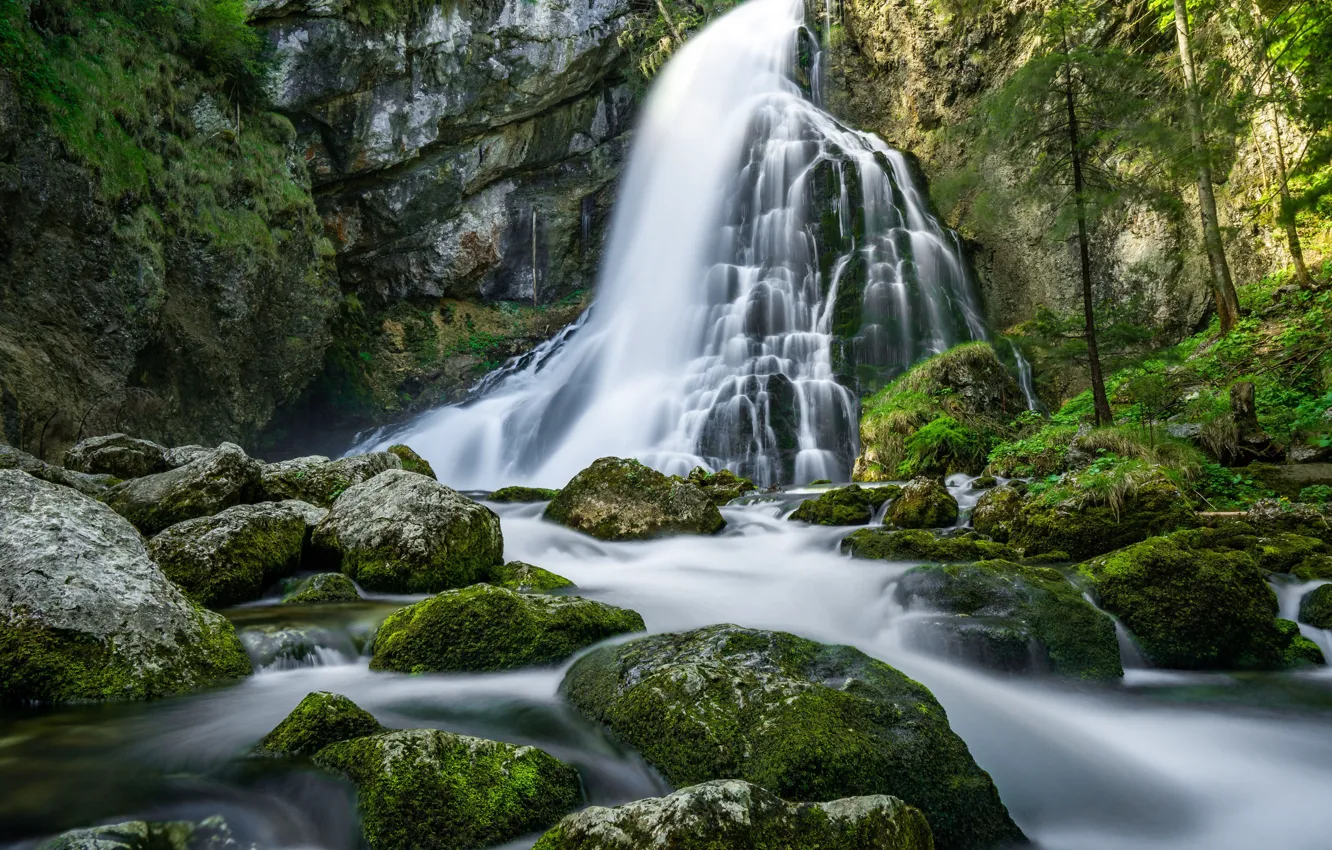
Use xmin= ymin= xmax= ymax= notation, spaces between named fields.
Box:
xmin=488 ymin=561 xmax=575 ymax=594
xmin=254 ymin=691 xmax=384 ymax=757
xmin=1299 ymin=585 xmax=1332 ymax=629
xmin=887 ymin=477 xmax=958 ymax=529
xmin=370 ymin=585 xmax=644 ymax=674
xmin=313 ymin=729 xmax=582 ymax=850
xmin=387 ymin=445 xmax=436 ymax=480
xmin=1293 ymin=555 xmax=1332 ymax=581
xmin=841 ymin=528 xmax=1018 ymax=562
xmin=1247 ymin=533 xmax=1327 ymax=572
xmin=1272 ymin=618 xmax=1326 ymax=667
xmin=488 ymin=486 xmax=560 ymax=503
xmin=788 ymin=485 xmax=896 ymax=526
xmin=544 ymin=457 xmax=725 ymax=540
xmin=280 ymin=573 xmax=361 ymax=605
xmin=683 ymin=467 xmax=757 ymax=505
xmin=148 ymin=507 xmax=306 ymax=609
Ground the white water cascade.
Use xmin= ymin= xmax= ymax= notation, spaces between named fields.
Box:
xmin=363 ymin=0 xmax=989 ymax=488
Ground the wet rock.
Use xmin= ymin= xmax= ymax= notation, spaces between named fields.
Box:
xmin=371 ymin=584 xmax=643 ymax=673
xmin=684 ymin=467 xmax=757 ymax=505
xmin=0 ymin=445 xmax=117 ymax=497
xmin=488 ymin=485 xmax=561 ymax=502
xmin=562 ymin=624 xmax=1024 ymax=850
xmin=895 ymin=560 xmax=1122 ymax=680
xmin=312 ymin=470 xmax=503 ymax=593
xmin=970 ymin=475 xmax=998 ymax=489
xmin=842 ymin=527 xmax=1018 ymax=562
xmin=387 ymin=444 xmax=436 ymax=479
xmin=260 ymin=452 xmax=401 ymax=508
xmin=236 ymin=623 xmax=361 ymax=670
xmin=0 ymin=470 xmax=251 ymax=702
xmin=970 ymin=483 xmax=1025 ymax=543
xmin=1300 ymin=585 xmax=1332 ymax=630
xmin=38 ymin=816 xmax=242 ymax=850
xmin=281 ymin=573 xmax=361 ymax=605
xmin=255 ymin=691 xmax=385 ymax=757
xmin=148 ymin=502 xmax=314 ymax=608
xmin=106 ymin=443 xmax=263 ymax=535
xmin=532 ymin=779 xmax=933 ymax=850
xmin=313 ymin=729 xmax=582 ymax=850
xmin=544 ymin=457 xmax=725 ymax=540
xmin=63 ymin=433 xmax=170 ymax=480
xmin=887 ymin=477 xmax=958 ymax=529
xmin=488 ymin=560 xmax=575 ymax=593
xmin=788 ymin=484 xmax=896 ymax=526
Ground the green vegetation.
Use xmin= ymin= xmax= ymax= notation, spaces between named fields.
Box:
xmin=616 ymin=0 xmax=743 ymax=88
xmin=887 ymin=477 xmax=959 ymax=529
xmin=254 ymin=691 xmax=385 ymax=757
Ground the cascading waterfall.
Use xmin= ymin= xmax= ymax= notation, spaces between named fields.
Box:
xmin=361 ymin=0 xmax=989 ymax=488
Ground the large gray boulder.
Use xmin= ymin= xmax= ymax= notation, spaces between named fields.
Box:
xmin=259 ymin=452 xmax=400 ymax=507
xmin=311 ymin=470 xmax=503 ymax=593
xmin=0 ymin=444 xmax=116 ymax=497
xmin=0 ymin=470 xmax=252 ymax=702
xmin=532 ymin=780 xmax=933 ymax=850
xmin=544 ymin=457 xmax=725 ymax=540
xmin=105 ymin=443 xmax=263 ymax=535
xmin=63 ymin=433 xmax=170 ymax=479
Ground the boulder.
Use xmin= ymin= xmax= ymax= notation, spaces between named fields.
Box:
xmin=969 ymin=484 xmax=1025 ymax=543
xmin=887 ymin=477 xmax=958 ymax=529
xmin=683 ymin=467 xmax=757 ymax=505
xmin=562 ymin=625 xmax=1024 ymax=850
xmin=1244 ymin=499 xmax=1332 ymax=545
xmin=545 ymin=457 xmax=725 ymax=540
xmin=788 ymin=485 xmax=897 ymax=526
xmin=895 ymin=560 xmax=1122 ymax=680
xmin=254 ymin=691 xmax=385 ymax=757
xmin=488 ymin=560 xmax=575 ymax=593
xmin=970 ymin=475 xmax=998 ymax=489
xmin=489 ymin=485 xmax=560 ymax=503
xmin=371 ymin=584 xmax=643 ymax=673
xmin=165 ymin=445 xmax=211 ymax=467
xmin=0 ymin=444 xmax=116 ymax=497
xmin=1271 ymin=618 xmax=1326 ymax=667
xmin=147 ymin=502 xmax=314 ymax=608
xmin=236 ymin=623 xmax=361 ymax=670
xmin=532 ymin=780 xmax=933 ymax=850
xmin=281 ymin=573 xmax=361 ymax=605
xmin=312 ymin=470 xmax=503 ymax=593
xmin=387 ymin=444 xmax=436 ymax=479
xmin=63 ymin=433 xmax=170 ymax=479
xmin=1247 ymin=533 xmax=1326 ymax=572
xmin=38 ymin=817 xmax=240 ymax=850
xmin=260 ymin=452 xmax=401 ymax=508
xmin=313 ymin=729 xmax=582 ymax=850
xmin=105 ymin=443 xmax=262 ymax=535
xmin=841 ymin=528 xmax=1018 ymax=563
xmin=0 ymin=470 xmax=251 ymax=702
xmin=1292 ymin=555 xmax=1332 ymax=581
xmin=1300 ymin=584 xmax=1332 ymax=629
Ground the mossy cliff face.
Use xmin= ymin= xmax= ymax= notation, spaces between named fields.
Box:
xmin=561 ymin=624 xmax=1024 ymax=850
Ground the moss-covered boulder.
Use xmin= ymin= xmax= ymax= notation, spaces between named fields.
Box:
xmin=1300 ymin=585 xmax=1332 ymax=629
xmin=532 ymin=780 xmax=933 ymax=850
xmin=0 ymin=444 xmax=116 ymax=497
xmin=788 ymin=485 xmax=896 ymax=526
xmin=970 ymin=484 xmax=1025 ymax=544
xmin=1081 ymin=534 xmax=1315 ymax=669
xmin=1270 ymin=618 xmax=1326 ymax=666
xmin=255 ymin=691 xmax=385 ymax=757
xmin=147 ymin=501 xmax=314 ymax=608
xmin=63 ymin=433 xmax=170 ymax=480
xmin=489 ymin=486 xmax=561 ymax=502
xmin=970 ymin=475 xmax=998 ymax=489
xmin=887 ymin=477 xmax=958 ymax=529
xmin=683 ymin=467 xmax=757 ymax=505
xmin=281 ymin=573 xmax=361 ymax=605
xmin=489 ymin=561 xmax=575 ymax=593
xmin=371 ymin=584 xmax=644 ymax=673
xmin=842 ymin=528 xmax=1018 ymax=562
xmin=544 ymin=457 xmax=725 ymax=540
xmin=387 ymin=444 xmax=436 ymax=479
xmin=312 ymin=729 xmax=582 ymax=850
xmin=1244 ymin=500 xmax=1332 ymax=546
xmin=1248 ymin=533 xmax=1327 ymax=572
xmin=259 ymin=452 xmax=401 ymax=508
xmin=105 ymin=443 xmax=263 ymax=535
xmin=311 ymin=470 xmax=503 ymax=593
xmin=1293 ymin=555 xmax=1332 ymax=581
xmin=38 ymin=817 xmax=240 ymax=850
xmin=895 ymin=560 xmax=1122 ymax=680
xmin=0 ymin=470 xmax=251 ymax=702
xmin=562 ymin=625 xmax=1024 ymax=850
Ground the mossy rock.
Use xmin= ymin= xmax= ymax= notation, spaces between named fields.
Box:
xmin=532 ymin=779 xmax=933 ymax=850
xmin=887 ymin=477 xmax=958 ymax=529
xmin=544 ymin=457 xmax=725 ymax=540
xmin=281 ymin=573 xmax=361 ymax=605
xmin=1292 ymin=555 xmax=1332 ymax=581
xmin=970 ymin=475 xmax=998 ymax=489
xmin=788 ymin=485 xmax=896 ymax=526
xmin=969 ymin=484 xmax=1025 ymax=544
xmin=63 ymin=433 xmax=170 ymax=480
xmin=488 ymin=561 xmax=575 ymax=593
xmin=1248 ymin=533 xmax=1326 ymax=572
xmin=683 ymin=467 xmax=757 ymax=505
xmin=1244 ymin=500 xmax=1332 ymax=546
xmin=841 ymin=528 xmax=1018 ymax=562
xmin=311 ymin=470 xmax=503 ymax=594
xmin=147 ymin=502 xmax=311 ymax=608
xmin=260 ymin=452 xmax=401 ymax=508
xmin=895 ymin=560 xmax=1122 ymax=680
xmin=387 ymin=444 xmax=436 ymax=480
xmin=371 ymin=584 xmax=644 ymax=673
xmin=236 ymin=623 xmax=362 ymax=670
xmin=1081 ymin=534 xmax=1305 ymax=670
xmin=0 ymin=444 xmax=117 ymax=498
xmin=562 ymin=625 xmax=1024 ymax=850
xmin=313 ymin=729 xmax=583 ymax=850
xmin=1269 ymin=618 xmax=1326 ymax=666
xmin=489 ymin=485 xmax=560 ymax=502
xmin=1299 ymin=585 xmax=1332 ymax=629
xmin=105 ymin=443 xmax=262 ymax=535
xmin=255 ymin=691 xmax=385 ymax=757
xmin=38 ymin=816 xmax=240 ymax=850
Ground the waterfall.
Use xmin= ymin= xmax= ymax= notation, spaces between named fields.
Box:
xmin=360 ymin=0 xmax=989 ymax=489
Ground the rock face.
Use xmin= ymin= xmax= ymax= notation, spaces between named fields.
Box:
xmin=0 ymin=470 xmax=252 ymax=702
xmin=312 ymin=470 xmax=503 ymax=592
xmin=38 ymin=817 xmax=242 ymax=850
xmin=106 ymin=444 xmax=263 ymax=535
xmin=281 ymin=572 xmax=361 ymax=605
xmin=313 ymin=729 xmax=583 ymax=850
xmin=489 ymin=560 xmax=575 ymax=593
xmin=147 ymin=501 xmax=315 ymax=608
xmin=842 ymin=528 xmax=1017 ymax=563
xmin=888 ymin=478 xmax=959 ymax=529
xmin=63 ymin=434 xmax=171 ymax=479
xmin=895 ymin=560 xmax=1122 ymax=680
xmin=371 ymin=584 xmax=643 ymax=673
xmin=545 ymin=457 xmax=726 ymax=540
xmin=259 ymin=452 xmax=401 ymax=507
xmin=563 ymin=625 xmax=1024 ymax=850
xmin=255 ymin=691 xmax=385 ymax=757
xmin=532 ymin=780 xmax=934 ymax=850
xmin=789 ymin=485 xmax=897 ymax=526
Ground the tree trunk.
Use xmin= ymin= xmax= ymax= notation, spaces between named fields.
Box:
xmin=1062 ymin=42 xmax=1113 ymax=427
xmin=1270 ymin=107 xmax=1315 ymax=289
xmin=1172 ymin=0 xmax=1241 ymax=332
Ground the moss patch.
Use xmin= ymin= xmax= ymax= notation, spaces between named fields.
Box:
xmin=1300 ymin=585 xmax=1332 ymax=629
